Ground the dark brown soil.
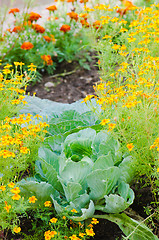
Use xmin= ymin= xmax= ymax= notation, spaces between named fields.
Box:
xmin=27 ymin=56 xmax=99 ymax=104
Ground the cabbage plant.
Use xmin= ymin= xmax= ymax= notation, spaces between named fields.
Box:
xmin=19 ymin=127 xmax=135 ymax=217
xmin=18 ymin=112 xmax=158 ymax=240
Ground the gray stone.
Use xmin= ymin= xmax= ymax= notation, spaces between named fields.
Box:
xmin=44 ymin=82 xmax=55 ymax=88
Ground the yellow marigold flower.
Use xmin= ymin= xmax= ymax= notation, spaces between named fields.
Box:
xmin=108 ymin=123 xmax=116 ymax=131
xmin=20 ymin=147 xmax=30 ymax=154
xmin=10 ymin=187 xmax=20 ymax=194
xmin=69 ymin=234 xmax=81 ymax=240
xmin=102 ymin=35 xmax=111 ymax=39
xmin=8 ymin=182 xmax=15 ymax=188
xmin=91 ymin=218 xmax=99 ymax=224
xmin=127 ymin=143 xmax=134 ymax=151
xmin=119 ymin=28 xmax=128 ymax=33
xmin=4 ymin=204 xmax=11 ymax=213
xmin=0 ymin=185 xmax=6 ymax=191
xmin=127 ymin=37 xmax=136 ymax=43
xmin=44 ymin=201 xmax=52 ymax=207
xmin=79 ymin=232 xmax=85 ymax=237
xmin=50 ymin=217 xmax=57 ymax=223
xmin=81 ymin=95 xmax=94 ymax=103
xmin=71 ymin=208 xmax=78 ymax=213
xmin=63 ymin=216 xmax=66 ymax=220
xmin=112 ymin=44 xmax=120 ymax=51
xmin=12 ymin=194 xmax=21 ymax=200
xmin=86 ymin=228 xmax=95 ymax=236
xmin=101 ymin=119 xmax=110 ymax=125
xmin=29 ymin=196 xmax=37 ymax=203
xmin=13 ymin=226 xmax=21 ymax=233
xmin=50 ymin=231 xmax=57 ymax=237
xmin=3 ymin=69 xmax=11 ymax=74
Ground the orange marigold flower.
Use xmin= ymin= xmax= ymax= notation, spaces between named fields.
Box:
xmin=32 ymin=24 xmax=45 ymax=33
xmin=60 ymin=24 xmax=71 ymax=33
xmin=46 ymin=5 xmax=57 ymax=11
xmin=126 ymin=143 xmax=134 ymax=151
xmin=116 ymin=8 xmax=127 ymax=16
xmin=80 ymin=19 xmax=89 ymax=27
xmin=21 ymin=42 xmax=34 ymax=50
xmin=8 ymin=8 xmax=20 ymax=14
xmin=41 ymin=55 xmax=53 ymax=65
xmin=43 ymin=36 xmax=51 ymax=42
xmin=29 ymin=196 xmax=37 ymax=203
xmin=93 ymin=20 xmax=102 ymax=29
xmin=28 ymin=12 xmax=42 ymax=21
xmin=122 ymin=0 xmax=134 ymax=8
xmin=12 ymin=26 xmax=22 ymax=33
xmin=67 ymin=12 xmax=78 ymax=21
xmin=80 ymin=0 xmax=89 ymax=3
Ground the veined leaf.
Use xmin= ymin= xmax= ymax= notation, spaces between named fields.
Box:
xmin=94 ymin=213 xmax=159 ymax=240
xmin=71 ymin=200 xmax=95 ymax=221
xmin=87 ymin=167 xmax=120 ymax=200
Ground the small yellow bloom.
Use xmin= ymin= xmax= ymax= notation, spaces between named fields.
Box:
xmin=8 ymin=182 xmax=15 ymax=188
xmin=63 ymin=216 xmax=66 ymax=220
xmin=29 ymin=196 xmax=37 ymax=203
xmin=86 ymin=228 xmax=95 ymax=236
xmin=126 ymin=143 xmax=134 ymax=151
xmin=4 ymin=204 xmax=11 ymax=213
xmin=157 ymin=168 xmax=159 ymax=173
xmin=13 ymin=226 xmax=21 ymax=233
xmin=50 ymin=217 xmax=57 ymax=223
xmin=71 ymin=208 xmax=78 ymax=213
xmin=79 ymin=232 xmax=85 ymax=237
xmin=91 ymin=218 xmax=99 ymax=225
xmin=12 ymin=194 xmax=21 ymax=200
xmin=44 ymin=201 xmax=52 ymax=207
xmin=112 ymin=44 xmax=120 ymax=51
xmin=69 ymin=234 xmax=81 ymax=240
xmin=10 ymin=187 xmax=20 ymax=194
xmin=101 ymin=119 xmax=110 ymax=125
xmin=0 ymin=185 xmax=6 ymax=191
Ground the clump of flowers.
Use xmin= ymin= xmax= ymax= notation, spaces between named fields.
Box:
xmin=0 ymin=0 xmax=91 ymax=78
xmin=0 ymin=63 xmax=48 ymax=182
xmin=21 ymin=42 xmax=34 ymax=50
xmin=84 ymin=1 xmax=159 ymax=198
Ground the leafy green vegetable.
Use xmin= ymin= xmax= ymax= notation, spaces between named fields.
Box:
xmin=17 ymin=109 xmax=158 ymax=239
xmin=18 ymin=128 xmax=135 ymax=220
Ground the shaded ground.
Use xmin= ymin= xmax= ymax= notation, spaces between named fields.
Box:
xmin=27 ymin=55 xmax=99 ymax=103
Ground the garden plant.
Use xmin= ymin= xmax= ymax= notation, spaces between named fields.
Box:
xmin=0 ymin=0 xmax=159 ymax=239
xmin=0 ymin=0 xmax=91 ymax=81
